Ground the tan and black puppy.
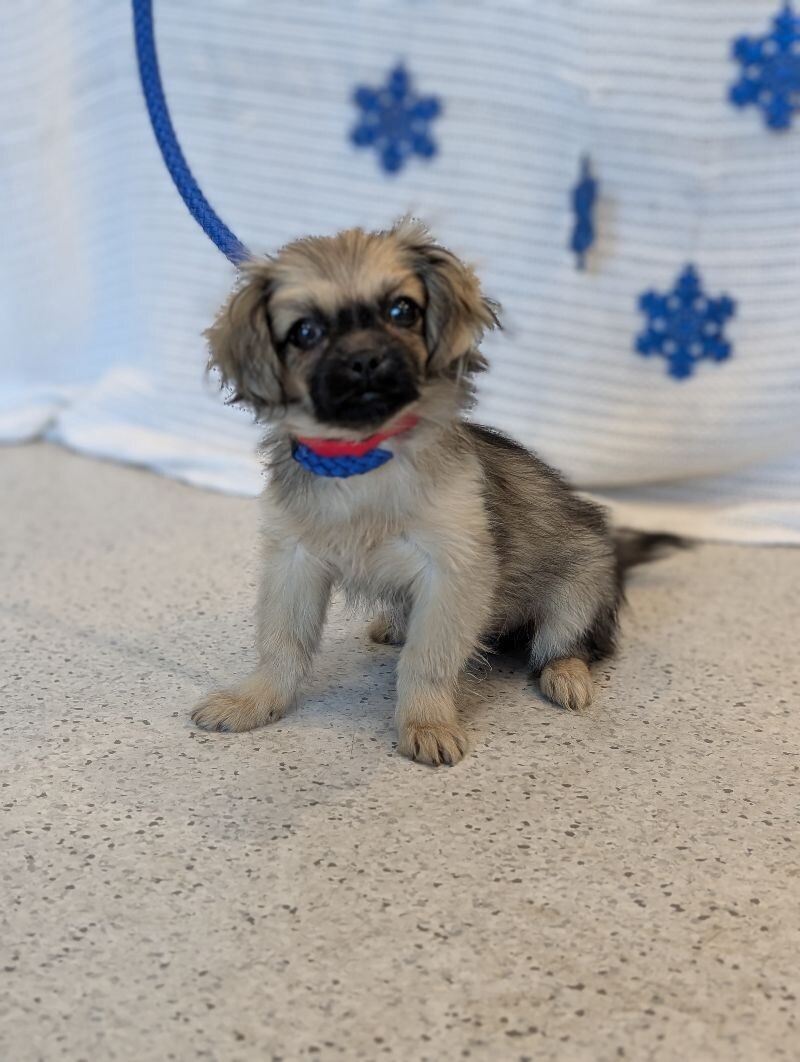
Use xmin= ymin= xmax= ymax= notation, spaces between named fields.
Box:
xmin=193 ymin=219 xmax=678 ymax=765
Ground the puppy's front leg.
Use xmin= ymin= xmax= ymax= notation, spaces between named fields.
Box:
xmin=192 ymin=541 xmax=331 ymax=733
xmin=395 ymin=560 xmax=491 ymax=767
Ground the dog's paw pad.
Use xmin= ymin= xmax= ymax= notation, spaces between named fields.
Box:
xmin=398 ymin=722 xmax=468 ymax=766
xmin=540 ymin=658 xmax=594 ymax=713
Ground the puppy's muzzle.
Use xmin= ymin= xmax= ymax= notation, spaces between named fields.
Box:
xmin=338 ymin=346 xmax=392 ymax=386
xmin=310 ymin=337 xmax=419 ymax=428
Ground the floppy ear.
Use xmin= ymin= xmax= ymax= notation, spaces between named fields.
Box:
xmin=394 ymin=220 xmax=500 ymax=375
xmin=205 ymin=261 xmax=285 ymax=415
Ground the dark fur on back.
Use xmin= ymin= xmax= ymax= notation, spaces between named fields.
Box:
xmin=467 ymin=424 xmax=680 ymax=666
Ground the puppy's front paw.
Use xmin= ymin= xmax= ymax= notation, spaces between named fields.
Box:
xmin=539 ymin=657 xmax=594 ymax=712
xmin=398 ymin=721 xmax=468 ymax=766
xmin=191 ymin=674 xmax=286 ymax=733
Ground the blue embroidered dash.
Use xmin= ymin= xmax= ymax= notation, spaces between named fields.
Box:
xmin=351 ymin=63 xmax=441 ymax=173
xmin=730 ymin=2 xmax=800 ymax=130
xmin=570 ymin=156 xmax=598 ymax=269
xmin=636 ymin=265 xmax=736 ymax=380
xmin=293 ymin=443 xmax=394 ymax=478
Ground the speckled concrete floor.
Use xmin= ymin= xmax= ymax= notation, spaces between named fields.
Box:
xmin=2 ymin=443 xmax=799 ymax=1062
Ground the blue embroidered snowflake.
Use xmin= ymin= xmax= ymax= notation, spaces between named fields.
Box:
xmin=636 ymin=266 xmax=736 ymax=380
xmin=570 ymin=155 xmax=597 ymax=269
xmin=351 ymin=64 xmax=441 ymax=173
xmin=730 ymin=3 xmax=800 ymax=129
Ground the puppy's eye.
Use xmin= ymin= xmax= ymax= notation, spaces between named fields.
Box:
xmin=287 ymin=318 xmax=326 ymax=351
xmin=386 ymin=296 xmax=421 ymax=329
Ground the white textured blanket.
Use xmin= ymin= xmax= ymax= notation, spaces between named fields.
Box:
xmin=2 ymin=1 xmax=799 ymax=542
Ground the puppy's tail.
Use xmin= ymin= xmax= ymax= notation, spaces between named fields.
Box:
xmin=614 ymin=528 xmax=689 ymax=577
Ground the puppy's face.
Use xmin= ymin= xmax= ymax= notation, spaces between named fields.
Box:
xmin=206 ymin=220 xmax=498 ymax=432
xmin=268 ymin=245 xmax=427 ymax=429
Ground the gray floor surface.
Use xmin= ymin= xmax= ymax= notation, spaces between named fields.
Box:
xmin=2 ymin=443 xmax=798 ymax=1062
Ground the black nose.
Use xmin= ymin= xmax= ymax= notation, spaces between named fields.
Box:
xmin=340 ymin=349 xmax=386 ymax=383
xmin=311 ymin=341 xmax=419 ymax=427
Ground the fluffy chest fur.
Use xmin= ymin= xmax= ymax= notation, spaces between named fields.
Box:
xmin=261 ymin=437 xmax=496 ymax=604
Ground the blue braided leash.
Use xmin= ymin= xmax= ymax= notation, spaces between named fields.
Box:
xmin=132 ymin=0 xmax=250 ymax=265
xmin=134 ymin=4 xmax=406 ymax=480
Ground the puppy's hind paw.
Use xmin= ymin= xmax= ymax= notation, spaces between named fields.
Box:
xmin=191 ymin=674 xmax=286 ymax=733
xmin=397 ymin=721 xmax=468 ymax=766
xmin=539 ymin=657 xmax=594 ymax=713
xmin=368 ymin=611 xmax=406 ymax=646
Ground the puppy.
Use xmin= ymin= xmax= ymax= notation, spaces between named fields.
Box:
xmin=193 ymin=219 xmax=679 ymax=765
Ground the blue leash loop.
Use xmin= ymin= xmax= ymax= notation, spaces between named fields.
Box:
xmin=132 ymin=0 xmax=250 ymax=265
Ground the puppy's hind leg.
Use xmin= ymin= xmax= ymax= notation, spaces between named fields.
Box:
xmin=532 ymin=604 xmax=596 ymax=712
xmin=539 ymin=656 xmax=593 ymax=713
xmin=192 ymin=541 xmax=332 ymax=733
xmin=530 ymin=584 xmax=618 ymax=714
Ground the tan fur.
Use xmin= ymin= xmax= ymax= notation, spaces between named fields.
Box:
xmin=539 ymin=657 xmax=594 ymax=713
xmin=193 ymin=220 xmax=624 ymax=765
xmin=192 ymin=671 xmax=289 ymax=732
xmin=203 ymin=219 xmax=494 ymax=420
xmin=368 ymin=607 xmax=407 ymax=645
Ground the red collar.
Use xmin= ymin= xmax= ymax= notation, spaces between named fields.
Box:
xmin=295 ymin=413 xmax=420 ymax=458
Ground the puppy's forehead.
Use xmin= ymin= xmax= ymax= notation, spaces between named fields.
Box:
xmin=270 ymin=229 xmax=422 ymax=318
